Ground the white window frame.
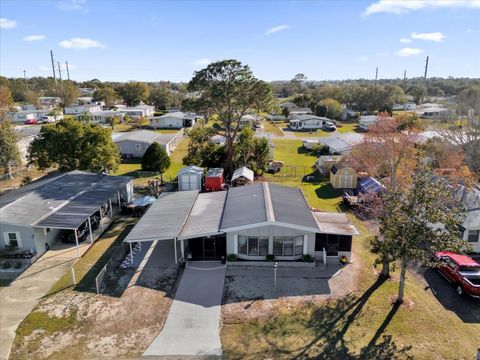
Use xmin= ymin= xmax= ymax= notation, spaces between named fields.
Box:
xmin=3 ymin=232 xmax=22 ymax=248
xmin=136 ymin=144 xmax=141 ymax=151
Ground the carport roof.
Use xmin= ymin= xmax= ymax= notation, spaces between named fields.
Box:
xmin=313 ymin=212 xmax=360 ymax=236
xmin=123 ymin=190 xmax=199 ymax=243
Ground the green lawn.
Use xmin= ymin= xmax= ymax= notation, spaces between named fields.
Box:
xmin=262 ymin=121 xmax=284 ymax=137
xmin=336 ymin=122 xmax=359 ymax=133
xmin=153 ymin=129 xmax=182 ymax=134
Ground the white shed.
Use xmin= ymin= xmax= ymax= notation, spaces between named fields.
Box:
xmin=231 ymin=166 xmax=254 ymax=186
xmin=178 ymin=166 xmax=204 ymax=191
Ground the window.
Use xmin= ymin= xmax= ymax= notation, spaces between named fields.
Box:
xmin=295 ymin=236 xmax=304 ymax=255
xmin=248 ymin=237 xmax=258 ymax=256
xmin=259 ymin=237 xmax=269 ymax=256
xmin=284 ymin=236 xmax=294 ymax=256
xmin=4 ymin=232 xmax=21 ymax=248
xmin=339 ymin=235 xmax=352 ymax=251
xmin=238 ymin=235 xmax=247 ymax=255
xmin=136 ymin=144 xmax=141 ymax=151
xmin=273 ymin=237 xmax=283 ymax=256
xmin=468 ymin=230 xmax=479 ymax=243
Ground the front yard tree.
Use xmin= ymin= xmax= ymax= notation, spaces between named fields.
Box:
xmin=148 ymin=87 xmax=172 ymax=110
xmin=141 ymin=143 xmax=171 ymax=183
xmin=374 ymin=166 xmax=467 ymax=303
xmin=117 ymin=81 xmax=149 ymax=107
xmin=59 ymin=81 xmax=80 ymax=107
xmin=0 ymin=120 xmax=21 ymax=175
xmin=282 ymin=106 xmax=290 ymax=121
xmin=93 ymin=86 xmax=119 ymax=107
xmin=28 ymin=118 xmax=120 ymax=172
xmin=187 ymin=59 xmax=273 ymax=175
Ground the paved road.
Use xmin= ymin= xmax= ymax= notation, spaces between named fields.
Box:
xmin=0 ymin=242 xmax=89 ymax=360
xmin=143 ymin=261 xmax=226 ymax=358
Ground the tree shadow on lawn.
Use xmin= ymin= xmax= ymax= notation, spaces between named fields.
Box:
xmin=297 ymin=146 xmax=320 ymax=157
xmin=243 ymin=277 xmax=413 ymax=359
xmin=315 ymin=182 xmax=342 ymax=200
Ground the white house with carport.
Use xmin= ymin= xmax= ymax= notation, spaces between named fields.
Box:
xmin=289 ymin=115 xmax=333 ymax=130
xmin=64 ymin=104 xmax=102 ymax=115
xmin=318 ymin=137 xmax=352 ymax=155
xmin=123 ymin=104 xmax=155 ymax=118
xmin=0 ymin=171 xmax=133 ymax=261
xmin=91 ymin=110 xmax=126 ymax=124
xmin=150 ymin=112 xmax=201 ymax=129
xmin=113 ymin=130 xmax=180 ymax=157
xmin=122 ymin=183 xmax=359 ymax=265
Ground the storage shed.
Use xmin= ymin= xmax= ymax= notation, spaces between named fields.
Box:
xmin=316 ymin=155 xmax=343 ymax=175
xmin=177 ymin=166 xmax=204 ymax=191
xmin=205 ymin=168 xmax=225 ymax=192
xmin=231 ymin=167 xmax=254 ymax=187
xmin=330 ymin=164 xmax=357 ymax=189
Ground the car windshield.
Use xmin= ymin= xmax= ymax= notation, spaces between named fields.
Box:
xmin=458 ymin=265 xmax=480 ymax=272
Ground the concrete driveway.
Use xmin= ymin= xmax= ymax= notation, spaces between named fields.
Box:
xmin=0 ymin=242 xmax=90 ymax=360
xmin=143 ymin=261 xmax=226 ymax=358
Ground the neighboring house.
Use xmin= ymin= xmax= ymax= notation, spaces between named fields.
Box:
xmin=289 ymin=107 xmax=313 ymax=116
xmin=177 ymin=166 xmax=204 ymax=191
xmin=20 ymin=104 xmax=36 ymax=111
xmin=358 ymin=115 xmax=394 ymax=131
xmin=123 ymin=104 xmax=155 ymax=118
xmin=91 ymin=110 xmax=126 ymax=124
xmin=415 ymin=104 xmax=454 ymax=120
xmin=239 ymin=114 xmax=260 ymax=129
xmin=289 ymin=115 xmax=333 ymax=130
xmin=318 ymin=137 xmax=352 ymax=155
xmin=64 ymin=104 xmax=102 ymax=115
xmin=452 ymin=186 xmax=480 ymax=253
xmin=113 ymin=130 xmax=180 ymax=157
xmin=150 ymin=112 xmax=201 ymax=129
xmin=38 ymin=96 xmax=61 ymax=107
xmin=392 ymin=102 xmax=417 ymax=111
xmin=267 ymin=114 xmax=285 ymax=121
xmin=316 ymin=155 xmax=343 ymax=175
xmin=330 ymin=164 xmax=357 ymax=189
xmin=79 ymin=87 xmax=95 ymax=96
xmin=231 ymin=167 xmax=254 ymax=186
xmin=0 ymin=171 xmax=133 ymax=260
xmin=10 ymin=109 xmax=51 ymax=123
xmin=122 ymin=183 xmax=359 ymax=263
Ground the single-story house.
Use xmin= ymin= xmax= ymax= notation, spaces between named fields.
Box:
xmin=177 ymin=166 xmax=204 ymax=191
xmin=318 ymin=137 xmax=352 ymax=155
xmin=330 ymin=164 xmax=357 ymax=189
xmin=123 ymin=183 xmax=359 ymax=264
xmin=0 ymin=171 xmax=133 ymax=260
xmin=358 ymin=115 xmax=394 ymax=131
xmin=113 ymin=130 xmax=179 ymax=157
xmin=289 ymin=115 xmax=333 ymax=130
xmin=38 ymin=97 xmax=61 ymax=106
xmin=316 ymin=155 xmax=343 ymax=175
xmin=123 ymin=104 xmax=155 ymax=118
xmin=64 ymin=104 xmax=102 ymax=115
xmin=452 ymin=186 xmax=480 ymax=253
xmin=289 ymin=107 xmax=313 ymax=116
xmin=231 ymin=166 xmax=254 ymax=186
xmin=91 ymin=110 xmax=126 ymax=124
xmin=392 ymin=102 xmax=417 ymax=111
xmin=9 ymin=109 xmax=51 ymax=123
xmin=150 ymin=112 xmax=201 ymax=129
xmin=239 ymin=114 xmax=261 ymax=129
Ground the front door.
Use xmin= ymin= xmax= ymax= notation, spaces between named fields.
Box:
xmin=188 ymin=236 xmax=226 ymax=260
xmin=203 ymin=238 xmax=216 ymax=259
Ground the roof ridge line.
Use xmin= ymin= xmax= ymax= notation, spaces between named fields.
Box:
xmin=263 ymin=182 xmax=275 ymax=222
xmin=176 ymin=190 xmax=201 ymax=239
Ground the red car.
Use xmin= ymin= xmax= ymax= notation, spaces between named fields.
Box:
xmin=435 ymin=251 xmax=480 ymax=298
xmin=24 ymin=118 xmax=38 ymax=124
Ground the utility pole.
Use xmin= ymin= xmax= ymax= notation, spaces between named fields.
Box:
xmin=403 ymin=70 xmax=407 ymax=88
xmin=23 ymin=70 xmax=28 ymax=90
xmin=424 ymin=56 xmax=429 ymax=82
xmin=50 ymin=50 xmax=58 ymax=96
xmin=57 ymin=62 xmax=63 ymax=82
xmin=374 ymin=66 xmax=378 ymax=87
xmin=65 ymin=61 xmax=70 ymax=81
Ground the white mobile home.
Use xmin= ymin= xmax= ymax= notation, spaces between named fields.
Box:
xmin=150 ymin=112 xmax=201 ymax=129
xmin=289 ymin=115 xmax=334 ymax=130
xmin=123 ymin=105 xmax=155 ymax=118
xmin=64 ymin=104 xmax=102 ymax=115
xmin=113 ymin=130 xmax=180 ymax=157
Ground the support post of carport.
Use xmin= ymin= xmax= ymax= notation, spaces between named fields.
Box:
xmin=180 ymin=239 xmax=184 ymax=260
xmin=109 ymin=199 xmax=113 ymax=220
xmin=88 ymin=217 xmax=93 ymax=244
xmin=117 ymin=191 xmax=121 ymax=208
xmin=130 ymin=242 xmax=133 ymax=264
xmin=74 ymin=229 xmax=80 ymax=258
xmin=174 ymin=238 xmax=177 ymax=264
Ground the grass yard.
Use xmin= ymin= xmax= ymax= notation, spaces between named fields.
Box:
xmin=112 ymin=124 xmax=133 ymax=132
xmin=153 ymin=128 xmax=182 ymax=134
xmin=262 ymin=121 xmax=284 ymax=136
xmin=336 ymin=122 xmax=359 ymax=133
xmin=221 ymin=217 xmax=480 ymax=359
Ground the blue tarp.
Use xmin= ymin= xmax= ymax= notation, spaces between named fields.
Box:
xmin=133 ymin=196 xmax=157 ymax=207
xmin=358 ymin=177 xmax=384 ymax=195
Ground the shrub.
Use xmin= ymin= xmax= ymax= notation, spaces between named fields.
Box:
xmin=303 ymin=254 xmax=314 ymax=262
xmin=227 ymin=254 xmax=237 ymax=262
xmin=2 ymin=261 xmax=12 ymax=269
xmin=14 ymin=261 xmax=22 ymax=269
xmin=266 ymin=254 xmax=275 ymax=261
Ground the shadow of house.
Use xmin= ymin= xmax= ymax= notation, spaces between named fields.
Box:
xmin=315 ymin=183 xmax=341 ymax=200
xmin=423 ymin=268 xmax=480 ymax=323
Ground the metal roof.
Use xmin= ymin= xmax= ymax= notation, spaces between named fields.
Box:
xmin=269 ymin=184 xmax=319 ymax=230
xmin=178 ymin=165 xmax=204 ymax=176
xmin=113 ymin=130 xmax=176 ymax=145
xmin=231 ymin=167 xmax=254 ymax=182
xmin=220 ymin=183 xmax=267 ymax=230
xmin=123 ymin=190 xmax=199 ymax=243
xmin=179 ymin=191 xmax=227 ymax=239
xmin=313 ymin=212 xmax=360 ymax=236
xmin=319 ymin=137 xmax=351 ymax=153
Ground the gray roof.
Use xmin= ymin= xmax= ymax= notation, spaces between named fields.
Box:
xmin=124 ymin=190 xmax=199 ymax=242
xmin=319 ymin=137 xmax=351 ymax=153
xmin=179 ymin=191 xmax=227 ymax=239
xmin=220 ymin=183 xmax=267 ymax=230
xmin=453 ymin=186 xmax=480 ymax=229
xmin=113 ymin=130 xmax=176 ymax=145
xmin=291 ymin=114 xmax=331 ymax=122
xmin=313 ymin=212 xmax=359 ymax=235
xmin=0 ymin=171 xmax=131 ymax=227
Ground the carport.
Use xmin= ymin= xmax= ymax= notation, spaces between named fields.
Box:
xmin=35 ymin=176 xmax=131 ymax=257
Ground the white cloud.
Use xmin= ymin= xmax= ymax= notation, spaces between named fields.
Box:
xmin=357 ymin=56 xmax=368 ymax=62
xmin=0 ymin=18 xmax=17 ymax=29
xmin=364 ymin=0 xmax=480 ymax=15
xmin=59 ymin=37 xmax=105 ymax=50
xmin=376 ymin=52 xmax=389 ymax=56
xmin=192 ymin=58 xmax=212 ymax=66
xmin=395 ymin=47 xmax=424 ymax=57
xmin=266 ymin=25 xmax=292 ymax=35
xmin=58 ymin=0 xmax=87 ymax=11
xmin=400 ymin=38 xmax=412 ymax=43
xmin=411 ymin=31 xmax=445 ymax=42
xmin=23 ymin=34 xmax=46 ymax=42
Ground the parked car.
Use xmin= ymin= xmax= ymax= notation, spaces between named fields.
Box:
xmin=435 ymin=251 xmax=480 ymax=297
xmin=24 ymin=118 xmax=38 ymax=125
xmin=322 ymin=121 xmax=336 ymax=131
xmin=266 ymin=161 xmax=284 ymax=174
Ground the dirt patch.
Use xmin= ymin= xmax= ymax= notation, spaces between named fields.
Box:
xmin=10 ymin=268 xmax=179 ymax=360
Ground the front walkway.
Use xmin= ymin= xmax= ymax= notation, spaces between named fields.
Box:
xmin=143 ymin=261 xmax=226 ymax=358
xmin=0 ymin=243 xmax=90 ymax=360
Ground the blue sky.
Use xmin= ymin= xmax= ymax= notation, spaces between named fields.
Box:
xmin=1 ymin=0 xmax=479 ymax=82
